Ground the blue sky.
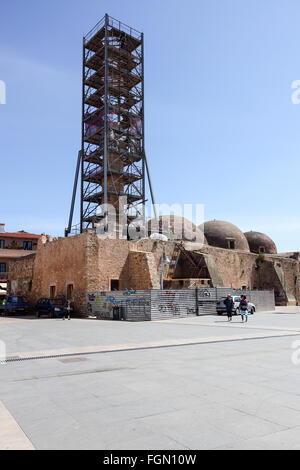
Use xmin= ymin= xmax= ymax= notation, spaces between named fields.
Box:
xmin=0 ymin=0 xmax=300 ymax=251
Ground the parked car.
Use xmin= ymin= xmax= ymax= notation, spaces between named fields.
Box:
xmin=4 ymin=295 xmax=30 ymax=315
xmin=217 ymin=295 xmax=255 ymax=315
xmin=35 ymin=296 xmax=73 ymax=318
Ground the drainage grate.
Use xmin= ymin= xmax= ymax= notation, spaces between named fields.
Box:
xmin=6 ymin=356 xmax=21 ymax=361
xmin=4 ymin=331 xmax=300 ymax=363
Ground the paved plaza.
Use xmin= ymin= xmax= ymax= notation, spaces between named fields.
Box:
xmin=1 ymin=308 xmax=300 ymax=450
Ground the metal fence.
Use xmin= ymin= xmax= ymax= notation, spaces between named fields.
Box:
xmin=86 ymin=290 xmax=151 ymax=321
xmin=86 ymin=287 xmax=275 ymax=321
xmin=151 ymin=290 xmax=197 ymax=321
xmin=196 ymin=288 xmax=218 ymax=315
xmin=214 ymin=288 xmax=275 ymax=312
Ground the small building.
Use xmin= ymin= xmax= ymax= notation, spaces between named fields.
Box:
xmin=0 ymin=223 xmax=41 ymax=295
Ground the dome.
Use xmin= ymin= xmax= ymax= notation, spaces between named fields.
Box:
xmin=199 ymin=220 xmax=250 ymax=252
xmin=244 ymin=231 xmax=277 ymax=254
xmin=148 ymin=215 xmax=206 ymax=243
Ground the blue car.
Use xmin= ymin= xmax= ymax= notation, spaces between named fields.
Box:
xmin=5 ymin=295 xmax=30 ymax=315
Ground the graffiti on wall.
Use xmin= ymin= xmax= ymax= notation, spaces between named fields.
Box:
xmin=156 ymin=290 xmax=196 ymax=317
xmin=86 ymin=291 xmax=151 ymax=320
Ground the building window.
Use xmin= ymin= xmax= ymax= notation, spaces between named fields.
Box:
xmin=0 ymin=263 xmax=6 ymax=273
xmin=227 ymin=239 xmax=235 ymax=249
xmin=110 ymin=280 xmax=119 ymax=291
xmin=259 ymin=246 xmax=265 ymax=253
xmin=67 ymin=284 xmax=74 ymax=300
xmin=23 ymin=241 xmax=32 ymax=250
xmin=0 ymin=240 xmax=4 ymax=249
xmin=50 ymin=286 xmax=56 ymax=299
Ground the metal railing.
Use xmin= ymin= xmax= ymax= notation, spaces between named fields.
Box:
xmin=84 ymin=14 xmax=142 ymax=42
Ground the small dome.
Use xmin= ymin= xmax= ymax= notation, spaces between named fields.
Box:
xmin=199 ymin=220 xmax=250 ymax=252
xmin=244 ymin=231 xmax=277 ymax=254
xmin=148 ymin=215 xmax=206 ymax=243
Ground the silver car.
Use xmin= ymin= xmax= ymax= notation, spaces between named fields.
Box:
xmin=217 ymin=295 xmax=255 ymax=315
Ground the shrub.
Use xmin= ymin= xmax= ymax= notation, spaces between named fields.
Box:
xmin=256 ymin=253 xmax=265 ymax=263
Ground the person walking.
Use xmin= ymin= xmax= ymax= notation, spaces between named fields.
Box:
xmin=63 ymin=300 xmax=72 ymax=321
xmin=239 ymin=295 xmax=248 ymax=322
xmin=224 ymin=293 xmax=234 ymax=321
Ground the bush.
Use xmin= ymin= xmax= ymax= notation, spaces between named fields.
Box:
xmin=256 ymin=253 xmax=265 ymax=263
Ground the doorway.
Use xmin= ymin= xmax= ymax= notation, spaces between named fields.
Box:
xmin=110 ymin=279 xmax=119 ymax=291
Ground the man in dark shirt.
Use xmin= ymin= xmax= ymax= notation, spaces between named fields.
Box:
xmin=224 ymin=294 xmax=234 ymax=321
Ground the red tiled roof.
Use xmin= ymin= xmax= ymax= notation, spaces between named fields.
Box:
xmin=0 ymin=249 xmax=36 ymax=259
xmin=0 ymin=232 xmax=41 ymax=240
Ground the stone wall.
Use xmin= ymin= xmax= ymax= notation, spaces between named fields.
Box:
xmin=273 ymin=256 xmax=299 ymax=304
xmin=198 ymin=244 xmax=300 ymax=305
xmin=199 ymin=245 xmax=256 ymax=289
xmin=7 ymin=233 xmax=300 ymax=314
xmin=8 ymin=254 xmax=36 ymax=298
xmin=31 ymin=233 xmax=89 ymax=313
xmin=129 ymin=238 xmax=175 ymax=283
xmin=96 ymin=237 xmax=130 ymax=291
xmin=7 ymin=234 xmax=167 ymax=314
xmin=129 ymin=251 xmax=160 ymax=290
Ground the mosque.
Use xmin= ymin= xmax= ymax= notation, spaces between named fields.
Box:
xmin=7 ymin=216 xmax=300 ymax=314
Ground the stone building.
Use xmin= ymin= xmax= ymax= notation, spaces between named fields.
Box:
xmin=0 ymin=223 xmax=41 ymax=295
xmin=244 ymin=231 xmax=277 ymax=254
xmin=7 ymin=218 xmax=300 ymax=314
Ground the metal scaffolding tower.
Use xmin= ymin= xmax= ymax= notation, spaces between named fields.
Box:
xmin=80 ymin=14 xmax=145 ymax=233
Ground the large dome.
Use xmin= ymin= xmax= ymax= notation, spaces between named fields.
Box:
xmin=148 ymin=215 xmax=206 ymax=243
xmin=244 ymin=231 xmax=277 ymax=254
xmin=199 ymin=220 xmax=250 ymax=252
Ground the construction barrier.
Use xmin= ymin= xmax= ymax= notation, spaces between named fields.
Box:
xmin=86 ymin=288 xmax=275 ymax=322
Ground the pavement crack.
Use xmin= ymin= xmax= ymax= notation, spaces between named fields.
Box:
xmin=9 ymin=367 xmax=134 ymax=382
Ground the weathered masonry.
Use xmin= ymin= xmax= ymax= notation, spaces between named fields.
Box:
xmin=7 ymin=228 xmax=298 ymax=316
